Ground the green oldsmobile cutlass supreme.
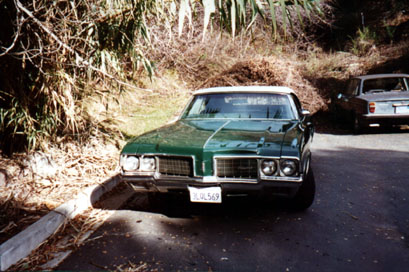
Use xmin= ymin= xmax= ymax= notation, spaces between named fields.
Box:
xmin=120 ymin=86 xmax=315 ymax=210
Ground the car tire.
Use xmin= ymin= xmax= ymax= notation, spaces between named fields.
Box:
xmin=330 ymin=103 xmax=342 ymax=123
xmin=291 ymin=168 xmax=315 ymax=211
xmin=353 ymin=114 xmax=362 ymax=134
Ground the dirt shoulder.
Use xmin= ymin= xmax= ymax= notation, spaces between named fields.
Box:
xmin=0 ymin=137 xmax=119 ymax=244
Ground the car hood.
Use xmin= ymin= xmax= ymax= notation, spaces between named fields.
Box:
xmin=122 ymin=119 xmax=302 ymax=158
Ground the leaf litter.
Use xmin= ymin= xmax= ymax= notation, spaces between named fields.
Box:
xmin=0 ymin=136 xmax=120 ymax=269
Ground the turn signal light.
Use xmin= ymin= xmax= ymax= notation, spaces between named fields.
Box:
xmin=369 ymin=102 xmax=376 ymax=113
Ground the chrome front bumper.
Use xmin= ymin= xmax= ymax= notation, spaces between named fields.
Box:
xmin=121 ymin=173 xmax=303 ymax=198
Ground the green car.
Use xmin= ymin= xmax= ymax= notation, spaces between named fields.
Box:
xmin=120 ymin=86 xmax=315 ymax=210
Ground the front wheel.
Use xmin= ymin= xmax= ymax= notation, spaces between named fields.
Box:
xmin=291 ymin=168 xmax=315 ymax=210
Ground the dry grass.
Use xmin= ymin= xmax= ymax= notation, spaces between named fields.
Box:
xmin=201 ymin=56 xmax=326 ymax=114
xmin=82 ymin=72 xmax=192 ymax=139
xmin=147 ymin=21 xmax=272 ymax=88
xmin=0 ymin=136 xmax=119 ymax=243
xmin=4 ymin=139 xmax=118 ymax=207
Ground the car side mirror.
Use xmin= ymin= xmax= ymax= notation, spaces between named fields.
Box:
xmin=300 ymin=109 xmax=312 ymax=128
xmin=301 ymin=109 xmax=310 ymax=116
xmin=301 ymin=109 xmax=311 ymax=122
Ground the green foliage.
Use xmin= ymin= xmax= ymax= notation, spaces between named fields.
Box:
xmin=349 ymin=27 xmax=377 ymax=56
xmin=0 ymin=0 xmax=323 ymax=154
xmin=0 ymin=0 xmax=156 ymax=154
xmin=383 ymin=20 xmax=396 ymax=42
xmin=184 ymin=0 xmax=323 ymax=40
xmin=0 ymin=88 xmax=58 ymax=153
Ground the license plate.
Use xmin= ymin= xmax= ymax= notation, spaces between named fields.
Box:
xmin=396 ymin=105 xmax=409 ymax=114
xmin=188 ymin=186 xmax=222 ymax=203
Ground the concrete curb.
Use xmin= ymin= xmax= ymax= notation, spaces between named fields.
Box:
xmin=0 ymin=174 xmax=121 ymax=271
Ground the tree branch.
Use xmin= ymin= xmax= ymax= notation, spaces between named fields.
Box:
xmin=14 ymin=0 xmax=152 ymax=92
xmin=0 ymin=1 xmax=23 ymax=57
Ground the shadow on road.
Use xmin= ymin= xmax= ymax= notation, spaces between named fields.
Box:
xmin=121 ymin=191 xmax=298 ymax=219
xmin=62 ymin=145 xmax=409 ymax=271
xmin=312 ymin=110 xmax=409 ymax=135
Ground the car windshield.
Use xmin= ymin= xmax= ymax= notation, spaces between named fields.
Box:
xmin=362 ymin=77 xmax=409 ymax=94
xmin=182 ymin=93 xmax=296 ymax=120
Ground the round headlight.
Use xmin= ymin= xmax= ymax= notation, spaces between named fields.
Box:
xmin=140 ymin=157 xmax=156 ymax=171
xmin=123 ymin=156 xmax=139 ymax=171
xmin=261 ymin=160 xmax=277 ymax=176
xmin=280 ymin=160 xmax=297 ymax=176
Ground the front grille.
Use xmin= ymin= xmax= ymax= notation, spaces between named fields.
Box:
xmin=158 ymin=156 xmax=193 ymax=177
xmin=216 ymin=158 xmax=258 ymax=179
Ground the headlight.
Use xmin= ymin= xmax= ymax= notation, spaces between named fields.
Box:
xmin=122 ymin=156 xmax=139 ymax=171
xmin=261 ymin=160 xmax=277 ymax=176
xmin=140 ymin=157 xmax=156 ymax=171
xmin=280 ymin=160 xmax=298 ymax=176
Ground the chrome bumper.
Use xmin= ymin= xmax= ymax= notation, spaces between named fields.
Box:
xmin=361 ymin=113 xmax=409 ymax=126
xmin=362 ymin=113 xmax=409 ymax=119
xmin=121 ymin=173 xmax=303 ymax=197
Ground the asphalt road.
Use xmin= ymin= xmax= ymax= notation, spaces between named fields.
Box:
xmin=58 ymin=130 xmax=409 ymax=271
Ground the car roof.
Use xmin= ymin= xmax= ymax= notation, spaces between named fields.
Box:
xmin=355 ymin=73 xmax=409 ymax=80
xmin=193 ymin=86 xmax=296 ymax=95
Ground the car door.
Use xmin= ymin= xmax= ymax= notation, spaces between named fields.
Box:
xmin=336 ymin=78 xmax=361 ymax=118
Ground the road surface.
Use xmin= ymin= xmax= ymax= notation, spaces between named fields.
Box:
xmin=58 ymin=130 xmax=409 ymax=271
